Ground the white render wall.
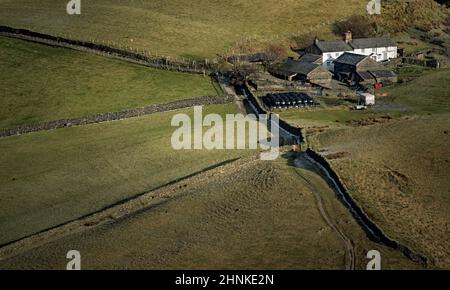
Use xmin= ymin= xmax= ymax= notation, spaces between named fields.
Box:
xmin=353 ymin=46 xmax=398 ymax=61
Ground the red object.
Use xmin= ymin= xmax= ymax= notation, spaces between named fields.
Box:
xmin=374 ymin=83 xmax=383 ymax=89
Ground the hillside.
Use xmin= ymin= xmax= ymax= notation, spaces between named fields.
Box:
xmin=311 ymin=114 xmax=450 ymax=268
xmin=0 ymin=0 xmax=366 ymax=59
xmin=0 ymin=36 xmax=217 ymax=129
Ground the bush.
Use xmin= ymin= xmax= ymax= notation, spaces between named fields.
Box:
xmin=332 ymin=15 xmax=376 ymax=38
xmin=264 ymin=43 xmax=288 ymax=61
xmin=290 ymin=33 xmax=317 ymax=50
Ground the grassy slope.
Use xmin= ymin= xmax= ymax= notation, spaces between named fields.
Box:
xmin=280 ymin=107 xmax=390 ymax=129
xmin=312 ymin=115 xmax=450 ymax=268
xmin=378 ymin=68 xmax=450 ymax=114
xmin=0 ymin=0 xmax=366 ymax=58
xmin=0 ymin=158 xmax=418 ymax=270
xmin=0 ymin=36 xmax=217 ymax=129
xmin=0 ymin=103 xmax=254 ymax=245
xmin=308 ymin=69 xmax=450 ymax=268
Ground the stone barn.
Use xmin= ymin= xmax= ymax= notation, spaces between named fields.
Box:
xmin=333 ymin=53 xmax=397 ymax=86
xmin=271 ymin=58 xmax=332 ymax=86
xmin=298 ymin=54 xmax=323 ymax=65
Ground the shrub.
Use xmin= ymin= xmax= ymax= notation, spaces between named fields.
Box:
xmin=332 ymin=15 xmax=376 ymax=38
xmin=290 ymin=33 xmax=317 ymax=50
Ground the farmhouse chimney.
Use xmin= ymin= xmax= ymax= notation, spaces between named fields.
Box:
xmin=345 ymin=31 xmax=352 ymax=43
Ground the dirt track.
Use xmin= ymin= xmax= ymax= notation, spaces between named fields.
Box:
xmin=294 ymin=154 xmax=356 ymax=270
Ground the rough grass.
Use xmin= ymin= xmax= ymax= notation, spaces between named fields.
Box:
xmin=279 ymin=66 xmax=450 ymax=268
xmin=0 ymin=103 xmax=254 ymax=245
xmin=279 ymin=108 xmax=387 ymax=128
xmin=310 ymin=114 xmax=450 ymax=268
xmin=378 ymin=68 xmax=450 ymax=114
xmin=0 ymin=36 xmax=217 ymax=129
xmin=0 ymin=0 xmax=367 ymax=59
xmin=0 ymin=157 xmax=419 ymax=270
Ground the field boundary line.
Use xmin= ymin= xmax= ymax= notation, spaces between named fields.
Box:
xmin=0 ymin=95 xmax=234 ymax=138
xmin=305 ymin=149 xmax=429 ymax=267
xmin=0 ymin=155 xmax=259 ymax=262
xmin=0 ymin=26 xmax=215 ymax=75
xmin=293 ymin=154 xmax=356 ymax=270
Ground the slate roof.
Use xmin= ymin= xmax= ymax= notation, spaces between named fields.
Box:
xmin=357 ymin=71 xmax=375 ymax=81
xmin=314 ymin=37 xmax=396 ymax=53
xmin=279 ymin=59 xmax=321 ymax=76
xmin=334 ymin=53 xmax=370 ymax=66
xmin=299 ymin=54 xmax=322 ymax=63
xmin=350 ymin=37 xmax=397 ymax=49
xmin=316 ymin=40 xmax=352 ymax=53
xmin=369 ymin=70 xmax=397 ymax=78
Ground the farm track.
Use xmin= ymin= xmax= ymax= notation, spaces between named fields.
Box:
xmin=0 ymin=155 xmax=259 ymax=262
xmin=294 ymin=155 xmax=356 ymax=270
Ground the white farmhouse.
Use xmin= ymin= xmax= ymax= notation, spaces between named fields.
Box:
xmin=305 ymin=31 xmax=397 ymax=71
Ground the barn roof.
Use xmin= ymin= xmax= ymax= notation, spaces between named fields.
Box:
xmin=334 ymin=52 xmax=370 ymax=66
xmin=278 ymin=59 xmax=320 ymax=76
xmin=356 ymin=71 xmax=375 ymax=81
xmin=369 ymin=70 xmax=397 ymax=78
xmin=299 ymin=54 xmax=322 ymax=63
xmin=350 ymin=37 xmax=397 ymax=49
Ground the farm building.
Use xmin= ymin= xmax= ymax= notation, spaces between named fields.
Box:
xmin=333 ymin=53 xmax=397 ymax=86
xmin=298 ymin=54 xmax=323 ymax=65
xmin=357 ymin=92 xmax=376 ymax=106
xmin=305 ymin=31 xmax=397 ymax=71
xmin=369 ymin=70 xmax=398 ymax=85
xmin=271 ymin=58 xmax=332 ymax=86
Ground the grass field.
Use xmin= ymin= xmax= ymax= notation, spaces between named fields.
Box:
xmin=276 ymin=65 xmax=450 ymax=268
xmin=310 ymin=114 xmax=450 ymax=268
xmin=279 ymin=107 xmax=395 ymax=129
xmin=0 ymin=0 xmax=447 ymax=270
xmin=0 ymin=103 xmax=256 ymax=245
xmin=377 ymin=68 xmax=450 ymax=114
xmin=0 ymin=36 xmax=217 ymax=129
xmin=0 ymin=0 xmax=367 ymax=59
xmin=0 ymin=156 xmax=420 ymax=270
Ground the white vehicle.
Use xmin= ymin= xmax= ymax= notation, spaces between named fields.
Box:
xmin=353 ymin=104 xmax=367 ymax=110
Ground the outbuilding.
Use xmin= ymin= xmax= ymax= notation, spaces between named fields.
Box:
xmin=271 ymin=58 xmax=332 ymax=85
xmin=357 ymin=92 xmax=375 ymax=106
